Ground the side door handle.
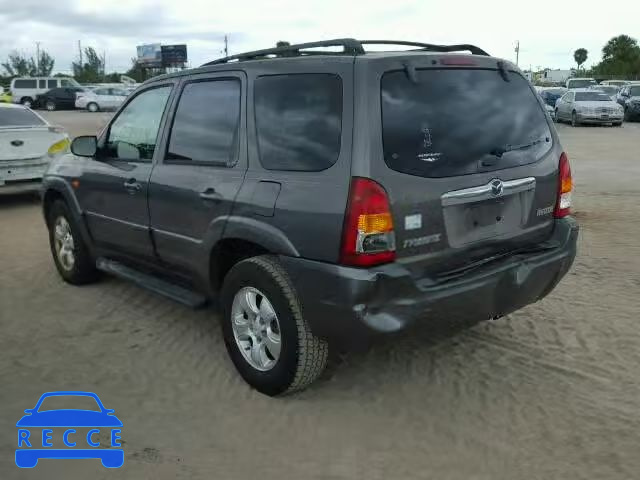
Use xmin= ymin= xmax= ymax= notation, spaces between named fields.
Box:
xmin=123 ymin=178 xmax=141 ymax=194
xmin=199 ymin=187 xmax=221 ymax=202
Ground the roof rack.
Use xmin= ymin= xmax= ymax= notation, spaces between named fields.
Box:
xmin=202 ymin=38 xmax=489 ymax=66
xmin=359 ymin=40 xmax=490 ymax=56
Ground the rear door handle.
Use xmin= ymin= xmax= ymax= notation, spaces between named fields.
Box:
xmin=123 ymin=179 xmax=141 ymax=193
xmin=199 ymin=188 xmax=221 ymax=202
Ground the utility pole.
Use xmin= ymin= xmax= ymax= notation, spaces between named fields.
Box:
xmin=515 ymin=40 xmax=520 ymax=66
xmin=78 ymin=40 xmax=83 ymax=66
xmin=35 ymin=42 xmax=41 ymax=75
xmin=224 ymin=35 xmax=229 ymax=57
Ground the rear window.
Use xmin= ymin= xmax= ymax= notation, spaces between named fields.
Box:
xmin=381 ymin=69 xmax=552 ymax=178
xmin=254 ymin=74 xmax=342 ymax=171
xmin=0 ymin=108 xmax=45 ymax=126
xmin=575 ymin=92 xmax=610 ymax=101
xmin=13 ymin=79 xmax=37 ymax=89
xmin=568 ymin=79 xmax=596 ymax=88
xmin=630 ymin=86 xmax=640 ymax=96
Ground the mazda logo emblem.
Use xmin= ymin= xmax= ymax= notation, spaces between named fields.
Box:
xmin=490 ymin=179 xmax=504 ymax=197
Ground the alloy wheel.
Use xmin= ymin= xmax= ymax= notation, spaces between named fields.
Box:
xmin=230 ymin=287 xmax=282 ymax=371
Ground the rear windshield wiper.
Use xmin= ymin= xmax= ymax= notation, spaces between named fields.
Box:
xmin=489 ymin=136 xmax=549 ymax=158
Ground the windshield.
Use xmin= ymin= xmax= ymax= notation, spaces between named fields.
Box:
xmin=60 ymin=78 xmax=81 ymax=87
xmin=594 ymin=87 xmax=617 ymax=95
xmin=568 ymin=79 xmax=596 ymax=88
xmin=630 ymin=86 xmax=640 ymax=96
xmin=381 ymin=68 xmax=551 ymax=178
xmin=575 ymin=92 xmax=611 ymax=101
xmin=0 ymin=108 xmax=45 ymax=127
xmin=37 ymin=395 xmax=101 ymax=412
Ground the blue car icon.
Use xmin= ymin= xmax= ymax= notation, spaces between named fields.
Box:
xmin=16 ymin=391 xmax=123 ymax=468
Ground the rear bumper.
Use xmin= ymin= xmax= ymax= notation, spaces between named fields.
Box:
xmin=280 ymin=217 xmax=579 ymax=351
xmin=1 ymin=157 xmax=49 ymax=192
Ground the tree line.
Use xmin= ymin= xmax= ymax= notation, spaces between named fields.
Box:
xmin=1 ymin=46 xmax=147 ymax=86
xmin=573 ymin=35 xmax=640 ymax=78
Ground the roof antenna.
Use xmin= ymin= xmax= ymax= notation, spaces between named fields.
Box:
xmin=403 ymin=62 xmax=418 ymax=84
xmin=497 ymin=61 xmax=510 ymax=82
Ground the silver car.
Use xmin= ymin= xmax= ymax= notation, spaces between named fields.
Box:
xmin=589 ymin=85 xmax=619 ymax=101
xmin=555 ymin=89 xmax=624 ymax=126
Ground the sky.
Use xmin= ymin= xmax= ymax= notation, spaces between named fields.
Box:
xmin=0 ymin=0 xmax=638 ymax=75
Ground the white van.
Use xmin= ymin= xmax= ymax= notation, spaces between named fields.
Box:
xmin=10 ymin=77 xmax=81 ymax=108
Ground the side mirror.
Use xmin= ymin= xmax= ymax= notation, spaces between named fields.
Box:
xmin=71 ymin=136 xmax=97 ymax=157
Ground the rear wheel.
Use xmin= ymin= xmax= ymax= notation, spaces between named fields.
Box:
xmin=221 ymin=255 xmax=328 ymax=396
xmin=47 ymin=200 xmax=99 ymax=284
xmin=87 ymin=102 xmax=99 ymax=112
xmin=20 ymin=97 xmax=33 ymax=108
xmin=45 ymin=100 xmax=56 ymax=111
xmin=571 ymin=111 xmax=579 ymax=127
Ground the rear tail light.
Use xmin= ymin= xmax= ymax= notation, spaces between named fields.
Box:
xmin=554 ymin=152 xmax=572 ymax=218
xmin=340 ymin=177 xmax=396 ymax=267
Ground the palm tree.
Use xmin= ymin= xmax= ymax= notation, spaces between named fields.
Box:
xmin=574 ymin=48 xmax=588 ymax=71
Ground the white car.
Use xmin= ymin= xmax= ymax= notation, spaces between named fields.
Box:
xmin=0 ymin=103 xmax=69 ymax=194
xmin=75 ymin=87 xmax=128 ymax=112
xmin=565 ymin=77 xmax=597 ymax=90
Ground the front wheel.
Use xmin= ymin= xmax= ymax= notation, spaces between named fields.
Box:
xmin=47 ymin=200 xmax=99 ymax=284
xmin=221 ymin=255 xmax=328 ymax=396
xmin=87 ymin=102 xmax=99 ymax=112
xmin=613 ymin=122 xmax=623 ymax=127
xmin=571 ymin=111 xmax=579 ymax=127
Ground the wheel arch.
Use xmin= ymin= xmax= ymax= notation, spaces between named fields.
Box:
xmin=208 ymin=217 xmax=299 ymax=292
xmin=42 ymin=179 xmax=94 ymax=254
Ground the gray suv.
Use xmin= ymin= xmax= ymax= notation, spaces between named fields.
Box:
xmin=41 ymin=39 xmax=578 ymax=396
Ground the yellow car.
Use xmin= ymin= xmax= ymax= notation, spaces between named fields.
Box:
xmin=0 ymin=89 xmax=12 ymax=103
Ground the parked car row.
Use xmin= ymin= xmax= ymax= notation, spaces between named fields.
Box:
xmin=8 ymin=77 xmax=131 ymax=112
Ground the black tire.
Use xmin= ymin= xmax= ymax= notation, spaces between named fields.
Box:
xmin=624 ymin=108 xmax=630 ymax=121
xmin=45 ymin=100 xmax=56 ymax=111
xmin=20 ymin=97 xmax=33 ymax=108
xmin=87 ymin=102 xmax=99 ymax=112
xmin=554 ymin=109 xmax=560 ymax=123
xmin=613 ymin=122 xmax=623 ymax=127
xmin=221 ymin=255 xmax=328 ymax=396
xmin=47 ymin=200 xmax=99 ymax=285
xmin=571 ymin=111 xmax=579 ymax=127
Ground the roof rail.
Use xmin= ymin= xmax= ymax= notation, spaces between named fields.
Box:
xmin=202 ymin=38 xmax=365 ymax=66
xmin=201 ymin=38 xmax=489 ymax=66
xmin=359 ymin=40 xmax=490 ymax=56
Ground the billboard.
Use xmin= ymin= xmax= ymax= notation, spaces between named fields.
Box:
xmin=136 ymin=44 xmax=162 ymax=67
xmin=161 ymin=45 xmax=188 ymax=66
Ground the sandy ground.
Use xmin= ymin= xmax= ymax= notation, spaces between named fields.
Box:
xmin=1 ymin=112 xmax=639 ymax=479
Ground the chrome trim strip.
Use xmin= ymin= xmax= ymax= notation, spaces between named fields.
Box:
xmin=441 ymin=177 xmax=536 ymax=206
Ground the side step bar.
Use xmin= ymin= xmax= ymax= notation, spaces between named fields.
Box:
xmin=96 ymin=258 xmax=207 ymax=308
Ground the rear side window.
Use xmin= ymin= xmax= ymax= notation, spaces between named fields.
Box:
xmin=14 ymin=80 xmax=37 ymax=89
xmin=167 ymin=79 xmax=240 ymax=165
xmin=0 ymin=108 xmax=45 ymax=126
xmin=48 ymin=80 xmax=57 ymax=88
xmin=381 ymin=69 xmax=552 ymax=178
xmin=254 ymin=74 xmax=342 ymax=171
